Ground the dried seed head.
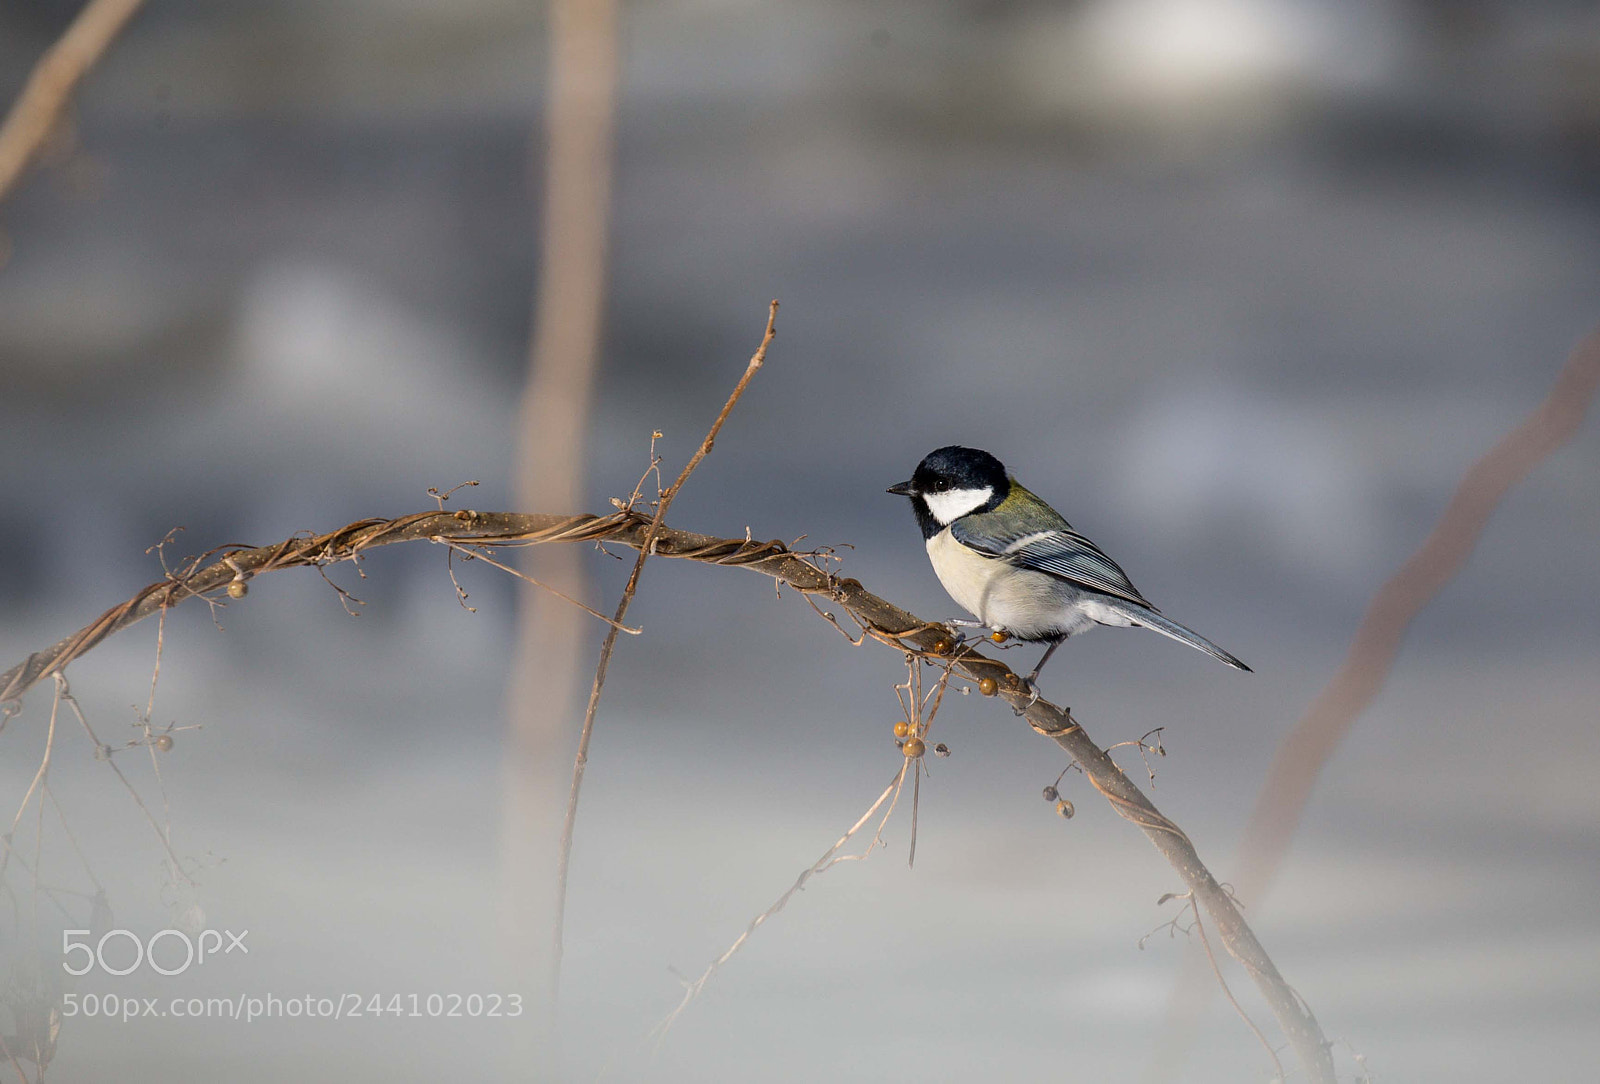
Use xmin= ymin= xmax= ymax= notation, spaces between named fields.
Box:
xmin=154 ymin=734 xmax=174 ymax=752
xmin=978 ymin=677 xmax=999 ymax=697
xmin=902 ymin=737 xmax=926 ymax=758
xmin=1042 ymin=785 xmax=1059 ymax=802
xmin=893 ymin=721 xmax=910 ymax=739
xmin=226 ymin=580 xmax=248 ymax=599
xmin=1055 ymin=798 xmax=1075 ymax=820
xmin=933 ymin=743 xmax=950 ymax=758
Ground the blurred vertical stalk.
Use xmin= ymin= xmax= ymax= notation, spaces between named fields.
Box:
xmin=500 ymin=0 xmax=618 ymax=1071
xmin=0 ymin=0 xmax=147 ymax=204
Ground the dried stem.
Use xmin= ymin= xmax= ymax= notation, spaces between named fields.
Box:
xmin=1238 ymin=326 xmax=1600 ymax=901
xmin=5 ymin=681 xmax=60 ymax=854
xmin=651 ymin=766 xmax=907 ymax=1043
xmin=0 ymin=497 xmax=1331 ymax=1082
xmin=435 ymin=540 xmax=640 ymax=632
xmin=0 ymin=0 xmax=147 ymax=204
xmin=550 ymin=300 xmax=778 ymax=1008
xmin=1188 ymin=892 xmax=1285 ymax=1083
xmin=0 ymin=1034 xmax=24 ymax=1084
xmin=507 ymin=0 xmax=618 ymax=1063
xmin=58 ymin=679 xmax=191 ymax=881
xmin=1145 ymin=326 xmax=1600 ymax=1084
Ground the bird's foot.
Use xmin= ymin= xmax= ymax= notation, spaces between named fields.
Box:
xmin=1010 ymin=675 xmax=1044 ymax=715
xmin=944 ymin=620 xmax=1023 ymax=648
xmin=940 ymin=619 xmax=991 ymax=649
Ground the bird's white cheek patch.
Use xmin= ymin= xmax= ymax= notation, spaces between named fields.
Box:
xmin=923 ymin=486 xmax=993 ymax=525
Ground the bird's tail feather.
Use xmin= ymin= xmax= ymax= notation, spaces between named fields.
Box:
xmin=1113 ymin=603 xmax=1252 ymax=672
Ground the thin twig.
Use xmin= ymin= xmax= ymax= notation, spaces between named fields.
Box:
xmin=651 ymin=766 xmax=905 ymax=1043
xmin=0 ymin=1030 xmax=27 ymax=1084
xmin=433 ymin=539 xmax=640 ymax=632
xmin=650 ymin=645 xmax=958 ymax=1039
xmin=138 ymin=603 xmax=176 ymax=848
xmin=908 ymin=761 xmax=922 ymax=869
xmin=550 ymin=300 xmax=779 ymax=1008
xmin=0 ymin=835 xmax=80 ymax=924
xmin=0 ymin=0 xmax=147 ymax=204
xmin=56 ymin=679 xmax=190 ymax=882
xmin=44 ymin=785 xmax=102 ymax=895
xmin=1188 ymin=893 xmax=1285 ymax=1083
xmin=4 ymin=681 xmax=61 ymax=870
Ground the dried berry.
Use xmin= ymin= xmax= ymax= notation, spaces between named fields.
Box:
xmin=933 ymin=743 xmax=950 ymax=758
xmin=990 ymin=630 xmax=1009 ymax=643
xmin=1055 ymin=798 xmax=1075 ymax=820
xmin=893 ymin=721 xmax=910 ymax=739
xmin=226 ymin=580 xmax=248 ymax=599
xmin=978 ymin=677 xmax=998 ymax=697
xmin=902 ymin=737 xmax=926 ymax=758
xmin=931 ymin=638 xmax=952 ymax=656
xmin=1042 ymin=785 xmax=1059 ymax=802
xmin=154 ymin=734 xmax=174 ymax=752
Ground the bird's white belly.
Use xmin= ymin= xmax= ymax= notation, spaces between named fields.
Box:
xmin=925 ymin=528 xmax=1128 ymax=640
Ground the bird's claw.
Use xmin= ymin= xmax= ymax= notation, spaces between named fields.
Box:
xmin=940 ymin=619 xmax=989 ymax=648
xmin=1010 ymin=677 xmax=1043 ymax=715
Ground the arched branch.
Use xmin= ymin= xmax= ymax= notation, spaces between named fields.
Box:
xmin=0 ymin=508 xmax=1336 ymax=1083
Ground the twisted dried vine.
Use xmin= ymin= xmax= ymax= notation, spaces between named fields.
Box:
xmin=0 ymin=508 xmax=1335 ymax=1083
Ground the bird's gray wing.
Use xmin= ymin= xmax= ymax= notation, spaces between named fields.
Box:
xmin=951 ymin=514 xmax=1155 ymax=611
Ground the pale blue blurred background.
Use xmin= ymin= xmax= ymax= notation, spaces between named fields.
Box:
xmin=1 ymin=1 xmax=1598 ymax=1081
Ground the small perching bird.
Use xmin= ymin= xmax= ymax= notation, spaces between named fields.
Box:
xmin=887 ymin=445 xmax=1250 ymax=690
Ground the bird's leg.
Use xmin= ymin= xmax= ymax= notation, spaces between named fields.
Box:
xmin=1025 ymin=638 xmax=1065 ymax=685
xmin=1019 ymin=638 xmax=1066 ymax=706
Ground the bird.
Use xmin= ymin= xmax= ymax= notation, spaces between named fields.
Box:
xmin=887 ymin=445 xmax=1249 ymax=691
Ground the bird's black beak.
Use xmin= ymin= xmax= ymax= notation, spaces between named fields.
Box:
xmin=886 ymin=480 xmax=915 ymax=497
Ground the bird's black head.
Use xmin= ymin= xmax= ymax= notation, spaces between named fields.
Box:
xmin=887 ymin=445 xmax=1009 ymax=538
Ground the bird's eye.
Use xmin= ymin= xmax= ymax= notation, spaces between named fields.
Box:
xmin=933 ymin=480 xmax=948 ymax=492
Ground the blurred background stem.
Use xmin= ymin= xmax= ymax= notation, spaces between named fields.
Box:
xmin=499 ymin=0 xmax=618 ymax=1069
xmin=0 ymin=0 xmax=144 ymax=205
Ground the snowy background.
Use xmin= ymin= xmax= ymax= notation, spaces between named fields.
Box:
xmin=1 ymin=1 xmax=1598 ymax=1080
